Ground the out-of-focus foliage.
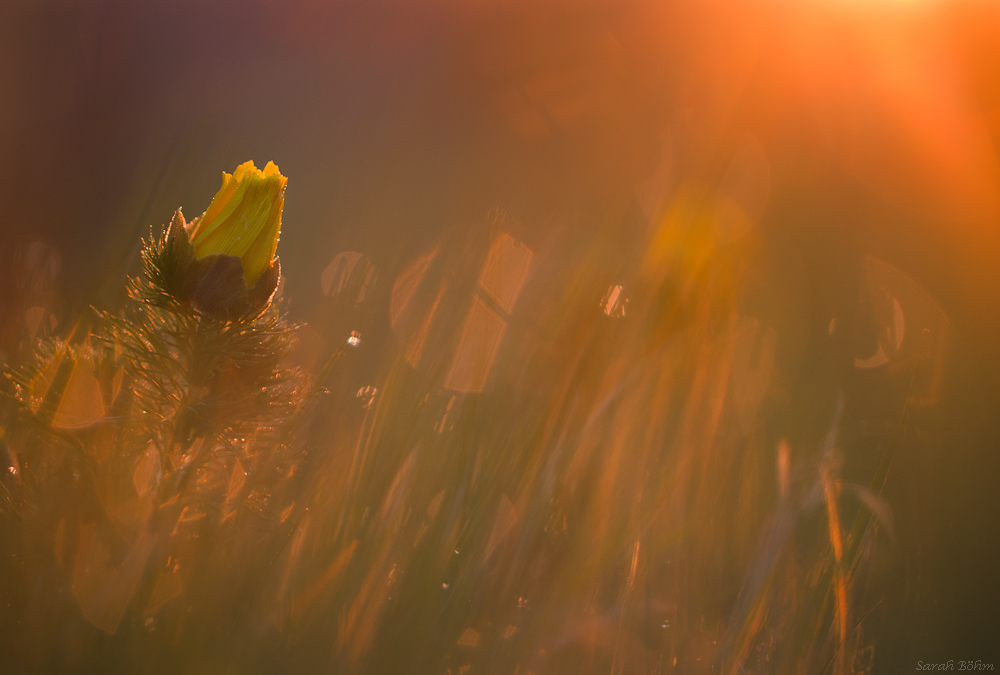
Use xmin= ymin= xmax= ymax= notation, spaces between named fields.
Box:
xmin=0 ymin=188 xmax=930 ymax=674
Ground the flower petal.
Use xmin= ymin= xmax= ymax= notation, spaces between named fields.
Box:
xmin=240 ymin=189 xmax=283 ymax=286
xmin=187 ymin=160 xmax=286 ymax=287
xmin=189 ymin=171 xmax=237 ymax=242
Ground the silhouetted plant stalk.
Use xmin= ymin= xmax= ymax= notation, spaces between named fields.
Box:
xmin=819 ymin=400 xmax=848 ymax=675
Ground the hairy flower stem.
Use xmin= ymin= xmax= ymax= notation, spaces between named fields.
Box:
xmin=132 ymin=316 xmax=236 ymax=622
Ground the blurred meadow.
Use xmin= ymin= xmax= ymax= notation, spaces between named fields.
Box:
xmin=2 ymin=0 xmax=1000 ymax=673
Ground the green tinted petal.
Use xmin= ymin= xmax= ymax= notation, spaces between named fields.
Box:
xmin=241 ymin=190 xmax=283 ymax=286
xmin=189 ymin=171 xmax=237 ymax=242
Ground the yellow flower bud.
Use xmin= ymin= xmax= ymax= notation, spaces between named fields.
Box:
xmin=187 ymin=160 xmax=286 ymax=287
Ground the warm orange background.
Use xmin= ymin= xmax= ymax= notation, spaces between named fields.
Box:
xmin=1 ymin=0 xmax=999 ymax=666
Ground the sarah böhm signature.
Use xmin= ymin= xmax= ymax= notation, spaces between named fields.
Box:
xmin=917 ymin=661 xmax=995 ymax=671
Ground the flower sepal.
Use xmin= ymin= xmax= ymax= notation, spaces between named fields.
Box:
xmin=153 ymin=209 xmax=281 ymax=320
